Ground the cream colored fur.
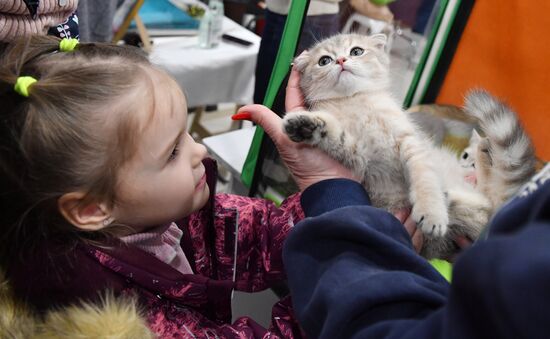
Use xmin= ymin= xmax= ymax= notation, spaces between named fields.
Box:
xmin=285 ymin=34 xmax=495 ymax=258
xmin=459 ymin=129 xmax=481 ymax=170
xmin=1 ymin=270 xmax=37 ymax=337
xmin=464 ymin=91 xmax=537 ymax=210
xmin=0 ymin=270 xmax=154 ymax=338
xmin=287 ymin=34 xmax=452 ymax=236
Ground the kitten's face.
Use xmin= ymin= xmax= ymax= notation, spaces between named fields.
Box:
xmin=294 ymin=34 xmax=390 ymax=103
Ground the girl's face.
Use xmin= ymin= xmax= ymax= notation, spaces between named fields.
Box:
xmin=111 ymin=69 xmax=209 ymax=232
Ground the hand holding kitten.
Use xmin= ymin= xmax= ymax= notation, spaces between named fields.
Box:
xmin=234 ymin=67 xmax=359 ymax=191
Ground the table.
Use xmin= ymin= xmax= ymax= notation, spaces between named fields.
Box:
xmin=149 ymin=17 xmax=261 ymax=108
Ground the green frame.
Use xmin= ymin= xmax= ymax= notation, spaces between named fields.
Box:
xmin=242 ymin=0 xmax=473 ymax=194
xmin=240 ymin=0 xmax=309 ymax=188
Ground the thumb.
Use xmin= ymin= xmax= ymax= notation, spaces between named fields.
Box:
xmin=286 ymin=67 xmax=305 ymax=112
xmin=234 ymin=104 xmax=286 ymax=144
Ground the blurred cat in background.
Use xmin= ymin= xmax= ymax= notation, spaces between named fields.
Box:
xmin=284 ymin=33 xmax=536 ymax=259
xmin=459 ymin=129 xmax=481 ymax=170
xmin=462 ymin=92 xmax=537 ymax=210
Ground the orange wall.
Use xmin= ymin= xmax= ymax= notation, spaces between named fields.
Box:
xmin=436 ymin=1 xmax=550 ymax=160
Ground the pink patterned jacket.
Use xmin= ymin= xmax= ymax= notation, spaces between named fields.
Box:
xmin=8 ymin=159 xmax=305 ymax=338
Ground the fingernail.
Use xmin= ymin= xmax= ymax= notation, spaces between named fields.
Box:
xmin=232 ymin=112 xmax=252 ymax=121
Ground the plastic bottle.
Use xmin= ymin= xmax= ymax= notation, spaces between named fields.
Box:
xmin=198 ymin=9 xmax=213 ymax=48
xmin=198 ymin=0 xmax=224 ymax=48
xmin=209 ymin=0 xmax=224 ymax=47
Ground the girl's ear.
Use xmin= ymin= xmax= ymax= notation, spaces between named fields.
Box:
xmin=58 ymin=192 xmax=113 ymax=231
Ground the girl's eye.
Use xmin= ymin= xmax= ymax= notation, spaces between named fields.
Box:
xmin=168 ymin=143 xmax=180 ymax=162
xmin=318 ymin=56 xmax=333 ymax=66
xmin=350 ymin=47 xmax=364 ymax=56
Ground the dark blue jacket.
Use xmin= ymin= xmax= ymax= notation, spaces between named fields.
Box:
xmin=283 ymin=165 xmax=550 ymax=339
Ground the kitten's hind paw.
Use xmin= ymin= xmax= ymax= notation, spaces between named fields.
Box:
xmin=283 ymin=112 xmax=326 ymax=144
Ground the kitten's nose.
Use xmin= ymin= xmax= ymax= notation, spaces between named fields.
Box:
xmin=337 ymin=57 xmax=347 ymax=66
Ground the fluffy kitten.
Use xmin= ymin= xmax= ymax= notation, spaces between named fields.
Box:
xmin=283 ymin=33 xmax=535 ymax=258
xmin=425 ymin=93 xmax=537 ymax=257
xmin=462 ymin=91 xmax=537 ymax=210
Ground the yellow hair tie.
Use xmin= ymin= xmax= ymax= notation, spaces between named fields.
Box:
xmin=59 ymin=38 xmax=79 ymax=52
xmin=14 ymin=76 xmax=38 ymax=97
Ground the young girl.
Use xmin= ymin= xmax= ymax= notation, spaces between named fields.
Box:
xmin=0 ymin=36 xmax=354 ymax=338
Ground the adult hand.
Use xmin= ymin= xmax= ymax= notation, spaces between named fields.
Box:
xmin=285 ymin=66 xmax=306 ymax=112
xmin=394 ymin=208 xmax=474 ymax=259
xmin=455 ymin=236 xmax=473 ymax=249
xmin=393 ymin=208 xmax=423 ymax=253
xmin=233 ymin=67 xmax=359 ymax=191
xmin=449 ymin=236 xmax=473 ymax=262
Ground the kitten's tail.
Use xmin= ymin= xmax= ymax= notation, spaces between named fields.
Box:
xmin=464 ymin=89 xmax=537 ymax=200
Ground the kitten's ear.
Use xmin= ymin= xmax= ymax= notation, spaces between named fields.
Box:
xmin=293 ymin=51 xmax=310 ymax=72
xmin=470 ymin=129 xmax=482 ymax=143
xmin=369 ymin=34 xmax=387 ymax=51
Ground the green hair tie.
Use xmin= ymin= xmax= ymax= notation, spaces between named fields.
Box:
xmin=59 ymin=38 xmax=79 ymax=52
xmin=14 ymin=76 xmax=38 ymax=97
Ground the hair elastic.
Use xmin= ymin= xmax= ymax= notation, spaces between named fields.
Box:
xmin=14 ymin=76 xmax=38 ymax=97
xmin=59 ymin=38 xmax=79 ymax=52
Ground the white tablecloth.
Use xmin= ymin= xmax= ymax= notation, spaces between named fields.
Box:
xmin=149 ymin=18 xmax=260 ymax=108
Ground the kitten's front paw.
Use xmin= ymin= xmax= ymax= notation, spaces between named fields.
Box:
xmin=412 ymin=203 xmax=449 ymax=237
xmin=283 ymin=112 xmax=326 ymax=144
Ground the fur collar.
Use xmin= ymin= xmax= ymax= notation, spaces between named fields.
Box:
xmin=1 ymin=269 xmax=154 ymax=338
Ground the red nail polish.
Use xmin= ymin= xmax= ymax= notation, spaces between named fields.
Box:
xmin=232 ymin=112 xmax=252 ymax=121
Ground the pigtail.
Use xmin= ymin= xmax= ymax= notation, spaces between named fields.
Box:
xmin=0 ymin=36 xmax=69 ymax=266
xmin=0 ymin=35 xmax=60 ymax=79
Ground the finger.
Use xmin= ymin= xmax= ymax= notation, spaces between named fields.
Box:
xmin=235 ymin=104 xmax=287 ymax=145
xmin=393 ymin=208 xmax=408 ymax=224
xmin=402 ymin=211 xmax=417 ymax=237
xmin=392 ymin=208 xmax=414 ymax=236
xmin=285 ymin=66 xmax=306 ymax=112
xmin=403 ymin=213 xmax=416 ymax=232
xmin=455 ymin=236 xmax=473 ymax=249
xmin=411 ymin=230 xmax=424 ymax=253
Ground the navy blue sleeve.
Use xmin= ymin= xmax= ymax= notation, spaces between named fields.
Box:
xmin=300 ymin=178 xmax=371 ymax=217
xmin=285 ymin=179 xmax=550 ymax=339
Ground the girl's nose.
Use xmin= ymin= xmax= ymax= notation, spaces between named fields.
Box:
xmin=187 ymin=133 xmax=207 ymax=165
xmin=194 ymin=142 xmax=208 ymax=163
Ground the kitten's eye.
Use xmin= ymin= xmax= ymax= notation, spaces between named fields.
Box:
xmin=318 ymin=56 xmax=333 ymax=66
xmin=350 ymin=47 xmax=364 ymax=56
xmin=462 ymin=152 xmax=469 ymax=160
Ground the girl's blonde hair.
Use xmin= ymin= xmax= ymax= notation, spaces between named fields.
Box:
xmin=0 ymin=35 xmax=154 ymax=265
